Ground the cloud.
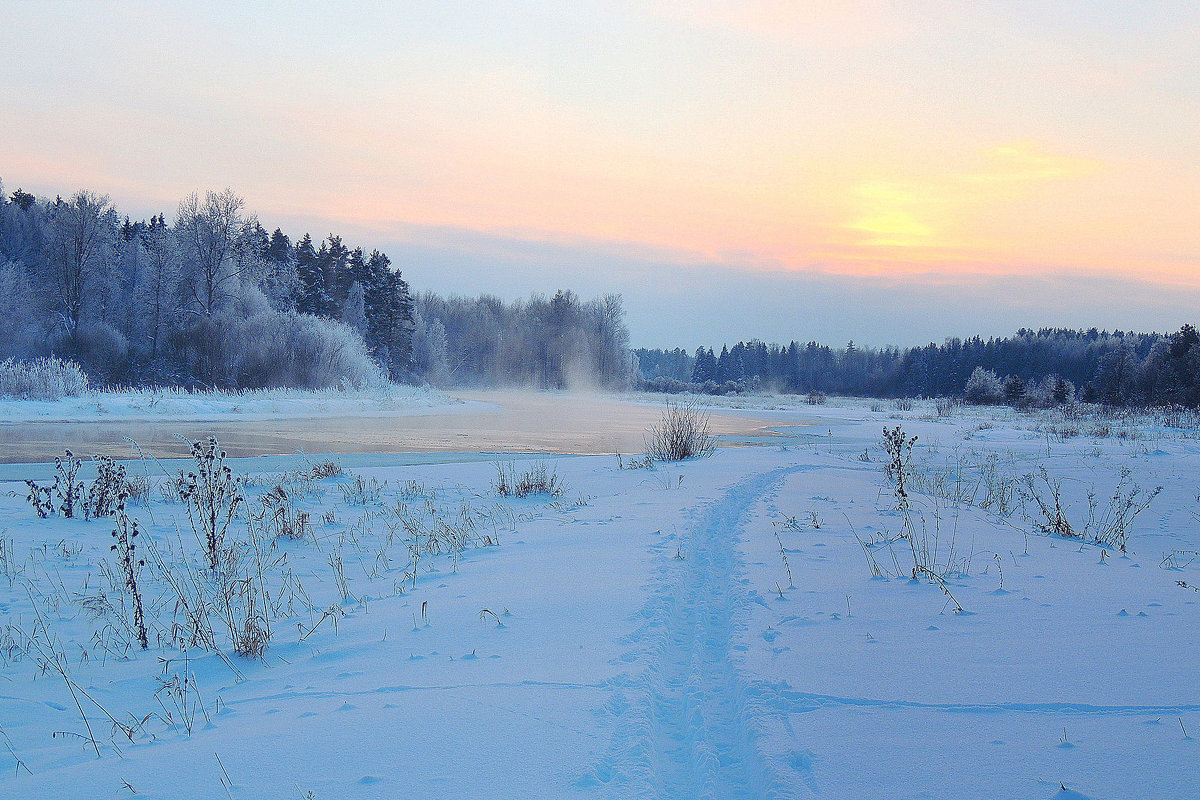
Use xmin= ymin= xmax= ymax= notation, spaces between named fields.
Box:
xmin=843 ymin=141 xmax=1102 ymax=256
xmin=847 ymin=180 xmax=942 ymax=247
xmin=967 ymin=141 xmax=1100 ymax=185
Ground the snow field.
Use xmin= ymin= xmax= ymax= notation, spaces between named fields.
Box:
xmin=1 ymin=397 xmax=1198 ymax=798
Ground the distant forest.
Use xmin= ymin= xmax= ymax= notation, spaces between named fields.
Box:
xmin=0 ymin=179 xmax=631 ymax=391
xmin=6 ymin=181 xmax=1197 ymax=407
xmin=636 ymin=325 xmax=1200 ymax=407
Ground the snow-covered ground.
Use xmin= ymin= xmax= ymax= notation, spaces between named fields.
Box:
xmin=1 ymin=396 xmax=1197 ymax=799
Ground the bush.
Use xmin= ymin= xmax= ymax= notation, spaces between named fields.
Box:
xmin=638 ymin=376 xmax=693 ymax=394
xmin=0 ymin=263 xmax=46 ymax=360
xmin=644 ymin=401 xmax=717 ymax=461
xmin=935 ymin=397 xmax=959 ymax=417
xmin=0 ymin=356 xmax=90 ymax=400
xmin=71 ymin=321 xmax=130 ymax=383
xmin=1022 ymin=374 xmax=1076 ymax=408
xmin=964 ymin=367 xmax=1003 ymax=405
xmin=174 ymin=300 xmax=385 ymax=391
xmin=259 ymin=311 xmax=385 ymax=390
xmin=1003 ymin=375 xmax=1026 ymax=405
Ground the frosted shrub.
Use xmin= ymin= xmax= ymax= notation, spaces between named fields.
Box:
xmin=282 ymin=313 xmax=385 ymax=390
xmin=71 ymin=321 xmax=129 ymax=383
xmin=935 ymin=397 xmax=960 ymax=417
xmin=0 ymin=356 xmax=90 ymax=400
xmin=229 ymin=311 xmax=384 ymax=390
xmin=644 ymin=401 xmax=717 ymax=461
xmin=0 ymin=262 xmax=45 ymax=360
xmin=964 ymin=366 xmax=1003 ymax=405
xmin=1024 ymin=374 xmax=1075 ymax=408
xmin=173 ymin=288 xmax=384 ymax=391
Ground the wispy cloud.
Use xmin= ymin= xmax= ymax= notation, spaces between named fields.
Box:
xmin=967 ymin=142 xmax=1100 ymax=186
xmin=844 ymin=142 xmax=1102 ymax=258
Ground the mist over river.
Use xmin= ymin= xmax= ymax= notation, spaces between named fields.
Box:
xmin=0 ymin=390 xmax=813 ymax=464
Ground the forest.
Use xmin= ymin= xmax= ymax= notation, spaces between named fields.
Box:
xmin=0 ymin=180 xmax=631 ymax=392
xmin=636 ymin=325 xmax=1200 ymax=407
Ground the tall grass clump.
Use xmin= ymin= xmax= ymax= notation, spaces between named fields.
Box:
xmin=1023 ymin=466 xmax=1161 ymax=553
xmin=494 ymin=462 xmax=565 ymax=498
xmin=644 ymin=400 xmax=717 ymax=461
xmin=252 ymin=485 xmax=311 ymax=541
xmin=0 ymin=356 xmax=90 ymax=400
xmin=338 ymin=473 xmax=386 ymax=505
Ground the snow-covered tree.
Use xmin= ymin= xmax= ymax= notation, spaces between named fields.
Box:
xmin=176 ymin=189 xmax=249 ymax=316
xmin=964 ymin=367 xmax=1003 ymax=404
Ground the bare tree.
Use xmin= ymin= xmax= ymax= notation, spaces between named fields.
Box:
xmin=597 ymin=293 xmax=630 ymax=387
xmin=137 ymin=215 xmax=179 ymax=359
xmin=0 ymin=261 xmax=44 ymax=358
xmin=176 ymin=189 xmax=249 ymax=316
xmin=45 ymin=190 xmax=117 ymax=341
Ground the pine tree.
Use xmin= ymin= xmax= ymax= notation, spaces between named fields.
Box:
xmin=262 ymin=228 xmax=299 ymax=310
xmin=320 ymin=234 xmax=350 ymax=315
xmin=294 ymin=233 xmax=323 ymax=315
xmin=10 ymin=188 xmax=35 ymax=211
xmin=691 ymin=347 xmax=717 ymax=383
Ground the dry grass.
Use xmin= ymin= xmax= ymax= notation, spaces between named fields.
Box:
xmin=644 ymin=400 xmax=716 ymax=461
xmin=494 ymin=462 xmax=565 ymax=499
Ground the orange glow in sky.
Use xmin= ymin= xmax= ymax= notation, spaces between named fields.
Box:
xmin=2 ymin=1 xmax=1199 ymax=317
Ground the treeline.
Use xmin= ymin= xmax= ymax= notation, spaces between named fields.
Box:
xmin=636 ymin=325 xmax=1200 ymax=407
xmin=0 ymin=183 xmax=409 ymax=389
xmin=0 ymin=179 xmax=631 ymax=391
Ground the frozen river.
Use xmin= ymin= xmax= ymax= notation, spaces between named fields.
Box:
xmin=0 ymin=390 xmax=813 ymax=464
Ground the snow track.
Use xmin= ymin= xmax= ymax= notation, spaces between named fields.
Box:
xmin=598 ymin=466 xmax=805 ymax=799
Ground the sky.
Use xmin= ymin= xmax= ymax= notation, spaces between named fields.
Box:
xmin=2 ymin=1 xmax=1198 ymax=348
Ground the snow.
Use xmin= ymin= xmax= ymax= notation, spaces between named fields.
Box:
xmin=0 ymin=395 xmax=1197 ymax=798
